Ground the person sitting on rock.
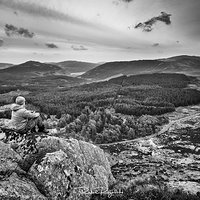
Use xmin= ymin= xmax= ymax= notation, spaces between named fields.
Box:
xmin=9 ymin=96 xmax=48 ymax=133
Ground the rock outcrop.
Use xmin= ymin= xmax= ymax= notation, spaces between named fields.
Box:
xmin=0 ymin=141 xmax=23 ymax=176
xmin=0 ymin=140 xmax=47 ymax=199
xmin=0 ymin=134 xmax=115 ymax=200
xmin=29 ymin=136 xmax=115 ymax=199
xmin=0 ymin=172 xmax=47 ymax=200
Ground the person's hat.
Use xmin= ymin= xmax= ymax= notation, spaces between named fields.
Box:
xmin=15 ymin=96 xmax=26 ymax=105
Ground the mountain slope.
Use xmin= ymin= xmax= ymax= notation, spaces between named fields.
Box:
xmin=0 ymin=60 xmax=98 ymax=78
xmin=81 ymin=55 xmax=200 ymax=80
xmin=0 ymin=61 xmax=61 ymax=74
xmin=0 ymin=61 xmax=87 ymax=89
xmin=0 ymin=63 xmax=13 ymax=69
xmin=51 ymin=60 xmax=99 ymax=74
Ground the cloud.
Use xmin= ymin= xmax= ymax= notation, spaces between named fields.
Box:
xmin=113 ymin=0 xmax=134 ymax=5
xmin=0 ymin=0 xmax=100 ymax=29
xmin=14 ymin=11 xmax=18 ymax=15
xmin=121 ymin=0 xmax=134 ymax=2
xmin=46 ymin=43 xmax=58 ymax=48
xmin=4 ymin=24 xmax=34 ymax=38
xmin=135 ymin=12 xmax=172 ymax=32
xmin=34 ymin=42 xmax=39 ymax=46
xmin=0 ymin=39 xmax=4 ymax=47
xmin=71 ymin=45 xmax=88 ymax=51
xmin=112 ymin=1 xmax=119 ymax=6
xmin=152 ymin=43 xmax=159 ymax=47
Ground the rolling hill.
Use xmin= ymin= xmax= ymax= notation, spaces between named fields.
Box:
xmin=0 ymin=61 xmax=61 ymax=74
xmin=81 ymin=55 xmax=200 ymax=80
xmin=0 ymin=63 xmax=13 ymax=69
xmin=50 ymin=60 xmax=99 ymax=75
xmin=0 ymin=61 xmax=86 ymax=89
xmin=0 ymin=60 xmax=99 ymax=77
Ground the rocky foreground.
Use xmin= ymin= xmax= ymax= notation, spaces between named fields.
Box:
xmin=0 ymin=133 xmax=115 ymax=200
xmin=100 ymin=105 xmax=200 ymax=195
xmin=1 ymin=104 xmax=200 ymax=199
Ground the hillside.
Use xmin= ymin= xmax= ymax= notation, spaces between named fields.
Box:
xmin=51 ymin=60 xmax=99 ymax=75
xmin=0 ymin=61 xmax=86 ymax=91
xmin=81 ymin=55 xmax=200 ymax=80
xmin=100 ymin=104 xmax=200 ymax=198
xmin=2 ymin=73 xmax=198 ymax=120
xmin=0 ymin=63 xmax=13 ymax=69
xmin=0 ymin=61 xmax=61 ymax=74
xmin=0 ymin=60 xmax=99 ymax=78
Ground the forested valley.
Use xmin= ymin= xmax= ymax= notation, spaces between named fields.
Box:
xmin=1 ymin=73 xmax=200 ymax=144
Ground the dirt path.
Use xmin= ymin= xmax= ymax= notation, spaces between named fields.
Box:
xmin=98 ymin=113 xmax=200 ymax=147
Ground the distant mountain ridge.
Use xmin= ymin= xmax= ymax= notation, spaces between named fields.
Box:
xmin=0 ymin=63 xmax=13 ymax=69
xmin=0 ymin=61 xmax=61 ymax=74
xmin=81 ymin=55 xmax=200 ymax=80
xmin=0 ymin=60 xmax=99 ymax=77
xmin=1 ymin=55 xmax=200 ymax=81
xmin=0 ymin=61 xmax=87 ymax=89
xmin=51 ymin=60 xmax=99 ymax=73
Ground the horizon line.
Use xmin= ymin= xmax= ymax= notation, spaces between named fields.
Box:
xmin=1 ymin=53 xmax=200 ymax=65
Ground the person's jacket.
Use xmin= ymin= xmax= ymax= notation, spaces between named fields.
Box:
xmin=9 ymin=104 xmax=40 ymax=130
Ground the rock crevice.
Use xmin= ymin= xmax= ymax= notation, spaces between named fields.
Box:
xmin=0 ymin=133 xmax=115 ymax=200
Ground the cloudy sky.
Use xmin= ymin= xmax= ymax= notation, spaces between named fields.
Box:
xmin=0 ymin=0 xmax=200 ymax=64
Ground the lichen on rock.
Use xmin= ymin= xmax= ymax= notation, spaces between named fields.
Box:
xmin=29 ymin=136 xmax=115 ymax=199
xmin=0 ymin=172 xmax=47 ymax=200
xmin=0 ymin=132 xmax=115 ymax=200
xmin=0 ymin=141 xmax=23 ymax=176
